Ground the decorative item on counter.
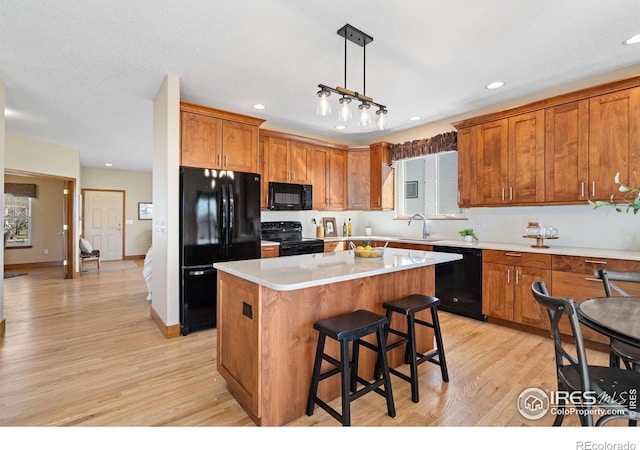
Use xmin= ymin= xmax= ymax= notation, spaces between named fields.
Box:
xmin=365 ymin=225 xmax=372 ymax=236
xmin=348 ymin=218 xmax=352 ymax=237
xmin=526 ymin=219 xmax=540 ymax=236
xmin=343 ymin=221 xmax=347 ymax=236
xmin=322 ymin=217 xmax=337 ymax=237
xmin=312 ymin=218 xmax=324 ymax=238
xmin=350 ymin=240 xmax=386 ymax=258
xmin=458 ymin=228 xmax=478 ymax=242
xmin=522 ymin=226 xmax=559 ymax=248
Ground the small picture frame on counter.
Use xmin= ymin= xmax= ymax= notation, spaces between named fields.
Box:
xmin=322 ymin=217 xmax=337 ymax=237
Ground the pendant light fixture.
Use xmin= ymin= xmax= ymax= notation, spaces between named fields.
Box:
xmin=317 ymin=24 xmax=388 ymax=130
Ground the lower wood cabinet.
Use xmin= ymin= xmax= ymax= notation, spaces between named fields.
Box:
xmin=261 ymin=245 xmax=279 ymax=258
xmin=550 ymin=254 xmax=640 ymax=344
xmin=482 ymin=250 xmax=551 ymax=329
xmin=323 ymin=241 xmax=346 ymax=252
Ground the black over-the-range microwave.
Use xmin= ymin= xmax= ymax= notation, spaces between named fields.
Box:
xmin=268 ymin=182 xmax=312 ymax=210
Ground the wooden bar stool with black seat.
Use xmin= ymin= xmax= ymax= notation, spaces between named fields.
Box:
xmin=306 ymin=309 xmax=396 ymax=426
xmin=377 ymin=294 xmax=449 ymax=403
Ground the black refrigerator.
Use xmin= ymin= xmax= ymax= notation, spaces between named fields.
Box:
xmin=180 ymin=166 xmax=261 ymax=335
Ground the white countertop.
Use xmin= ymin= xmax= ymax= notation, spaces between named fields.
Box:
xmin=214 ymin=248 xmax=462 ymax=291
xmin=261 ymin=240 xmax=280 ymax=246
xmin=322 ymin=235 xmax=640 ymax=261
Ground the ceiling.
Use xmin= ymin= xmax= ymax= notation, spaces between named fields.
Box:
xmin=1 ymin=0 xmax=640 ymax=172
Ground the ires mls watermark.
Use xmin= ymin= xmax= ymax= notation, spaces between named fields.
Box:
xmin=516 ymin=387 xmax=638 ymax=420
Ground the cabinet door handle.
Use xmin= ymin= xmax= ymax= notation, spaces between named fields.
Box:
xmin=584 ymin=259 xmax=607 ymax=265
xmin=507 ymin=269 xmax=511 ymax=284
xmin=584 ymin=277 xmax=602 ymax=282
xmin=581 ymin=181 xmax=585 ymax=198
xmin=505 ymin=252 xmax=522 ymax=257
xmin=378 ymin=196 xmax=381 ymax=206
xmin=501 ymin=188 xmax=505 ymax=201
xmin=509 ymin=187 xmax=513 ymax=201
xmin=515 ymin=270 xmax=519 ymax=285
xmin=592 ymin=181 xmax=596 ymax=197
xmin=225 ymin=155 xmax=228 ymax=167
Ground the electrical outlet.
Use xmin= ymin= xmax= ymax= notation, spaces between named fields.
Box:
xmin=475 ymin=219 xmax=485 ymax=229
xmin=43 ymin=249 xmax=48 ymax=255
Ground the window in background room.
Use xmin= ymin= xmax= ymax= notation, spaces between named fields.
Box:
xmin=395 ymin=151 xmax=461 ymax=217
xmin=4 ymin=194 xmax=32 ymax=246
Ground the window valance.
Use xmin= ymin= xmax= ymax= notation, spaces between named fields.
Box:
xmin=389 ymin=131 xmax=457 ymax=162
xmin=4 ymin=183 xmax=38 ymax=198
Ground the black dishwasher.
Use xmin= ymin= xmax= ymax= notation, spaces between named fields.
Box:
xmin=433 ymin=246 xmax=486 ymax=322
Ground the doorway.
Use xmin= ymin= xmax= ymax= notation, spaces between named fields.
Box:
xmin=82 ymin=189 xmax=125 ymax=261
xmin=4 ymin=170 xmax=75 ymax=279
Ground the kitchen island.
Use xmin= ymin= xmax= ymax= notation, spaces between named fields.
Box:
xmin=214 ymin=248 xmax=462 ymax=426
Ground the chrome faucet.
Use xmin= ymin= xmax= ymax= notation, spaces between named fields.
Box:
xmin=408 ymin=213 xmax=429 ymax=239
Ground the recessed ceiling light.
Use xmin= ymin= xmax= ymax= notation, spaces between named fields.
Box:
xmin=105 ymin=163 xmax=113 ymax=167
xmin=409 ymin=116 xmax=421 ymax=121
xmin=335 ymin=125 xmax=346 ymax=130
xmin=624 ymin=33 xmax=640 ymax=45
xmin=252 ymin=104 xmax=266 ymax=110
xmin=486 ymin=81 xmax=505 ymax=90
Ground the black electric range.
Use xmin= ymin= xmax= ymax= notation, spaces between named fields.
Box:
xmin=261 ymin=221 xmax=324 ymax=256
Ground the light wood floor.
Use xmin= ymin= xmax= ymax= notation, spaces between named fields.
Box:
xmin=0 ymin=262 xmax=632 ymax=430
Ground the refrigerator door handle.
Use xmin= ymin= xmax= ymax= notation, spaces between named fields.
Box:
xmin=221 ymin=185 xmax=228 ymax=246
xmin=188 ymin=268 xmax=216 ymax=276
xmin=228 ymin=184 xmax=234 ymax=247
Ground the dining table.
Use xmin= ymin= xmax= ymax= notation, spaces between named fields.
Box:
xmin=575 ymin=296 xmax=640 ymax=348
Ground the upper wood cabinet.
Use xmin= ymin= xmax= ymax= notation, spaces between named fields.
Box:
xmin=180 ymin=102 xmax=264 ymax=172
xmin=327 ymin=149 xmax=347 ymax=210
xmin=310 ymin=145 xmax=329 ymax=210
xmin=545 ymin=100 xmax=589 ymax=202
xmin=347 ymin=148 xmax=371 ymax=210
xmin=265 ymin=137 xmax=311 ymax=184
xmin=456 ymin=127 xmax=475 ymax=207
xmin=369 ymin=142 xmax=394 ymax=211
xmin=587 ymin=86 xmax=640 ymax=201
xmin=454 ymin=75 xmax=640 ymax=207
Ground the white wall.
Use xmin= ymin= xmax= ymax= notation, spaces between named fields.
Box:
xmin=152 ymin=75 xmax=181 ymax=328
xmin=1 ymin=79 xmax=5 ymax=324
xmin=80 ymin=167 xmax=152 ymax=257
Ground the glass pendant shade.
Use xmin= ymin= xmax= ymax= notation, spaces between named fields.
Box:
xmin=358 ymin=102 xmax=371 ymax=126
xmin=376 ymin=108 xmax=387 ymax=130
xmin=338 ymin=97 xmax=352 ymax=121
xmin=317 ymin=90 xmax=331 ymax=116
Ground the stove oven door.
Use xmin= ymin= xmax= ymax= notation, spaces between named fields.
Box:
xmin=279 ymin=240 xmax=324 ymax=256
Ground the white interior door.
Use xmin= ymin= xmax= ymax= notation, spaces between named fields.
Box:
xmin=84 ymin=190 xmax=124 ymax=261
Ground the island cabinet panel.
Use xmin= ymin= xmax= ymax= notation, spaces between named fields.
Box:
xmin=217 ymin=272 xmax=261 ymax=420
xmin=218 ymin=265 xmax=436 ymax=426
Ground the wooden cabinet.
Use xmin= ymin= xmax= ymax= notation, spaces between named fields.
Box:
xmin=456 ymin=127 xmax=476 ymax=207
xmin=473 ymin=111 xmax=545 ymax=206
xmin=545 ymin=100 xmax=590 ymax=202
xmin=551 ymin=254 xmax=640 ymax=343
xmin=587 ymin=86 xmax=640 ymax=201
xmin=259 ymin=135 xmax=269 ymax=210
xmin=265 ymin=137 xmax=311 ymax=184
xmin=324 ymin=241 xmax=346 ymax=252
xmin=482 ymin=250 xmax=551 ymax=328
xmin=454 ymin=75 xmax=640 ymax=207
xmin=329 ymin=149 xmax=347 ymax=210
xmin=261 ymin=244 xmax=279 ymax=258
xmin=369 ymin=142 xmax=394 ymax=211
xmin=311 ymin=146 xmax=329 ymax=210
xmin=347 ymin=148 xmax=370 ymax=210
xmin=180 ymin=102 xmax=264 ymax=172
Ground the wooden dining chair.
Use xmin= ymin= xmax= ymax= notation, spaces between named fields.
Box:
xmin=531 ymin=281 xmax=639 ymax=426
xmin=593 ymin=269 xmax=640 ymax=373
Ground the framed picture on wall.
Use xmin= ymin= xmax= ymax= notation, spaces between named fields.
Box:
xmin=138 ymin=202 xmax=153 ymax=220
xmin=404 ymin=181 xmax=418 ymax=198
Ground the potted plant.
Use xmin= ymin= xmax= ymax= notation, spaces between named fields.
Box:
xmin=458 ymin=228 xmax=478 ymax=242
xmin=589 ymin=172 xmax=640 ymax=214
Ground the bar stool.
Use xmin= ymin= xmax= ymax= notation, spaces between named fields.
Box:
xmin=306 ymin=309 xmax=396 ymax=426
xmin=379 ymin=294 xmax=449 ymax=403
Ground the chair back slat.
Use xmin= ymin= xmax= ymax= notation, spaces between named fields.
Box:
xmin=593 ymin=268 xmax=640 ymax=297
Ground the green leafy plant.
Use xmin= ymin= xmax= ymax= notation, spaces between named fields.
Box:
xmin=589 ymin=173 xmax=640 ymax=214
xmin=458 ymin=228 xmax=478 ymax=240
